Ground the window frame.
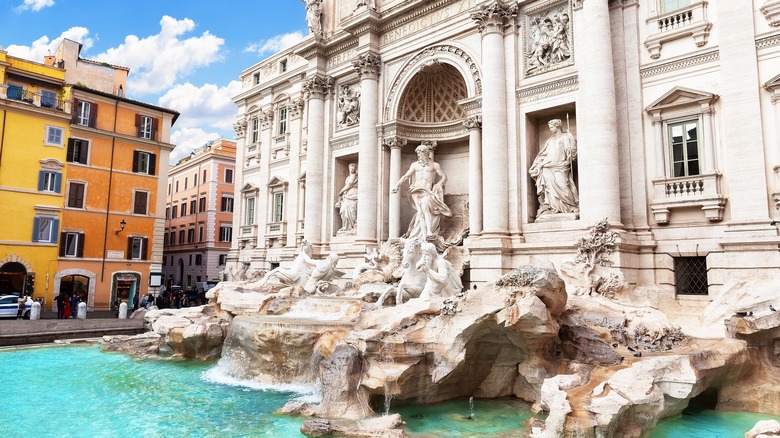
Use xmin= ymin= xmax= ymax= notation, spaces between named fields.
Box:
xmin=66 ymin=138 xmax=89 ymax=164
xmin=277 ymin=106 xmax=288 ymax=135
xmin=39 ymin=170 xmax=61 ymax=193
xmin=139 ymin=115 xmax=154 ymax=140
xmin=32 ymin=216 xmax=59 ymax=243
xmin=221 ymin=196 xmax=234 ymax=212
xmin=245 ymin=197 xmax=255 ymax=226
xmin=225 ymin=168 xmax=234 ymax=184
xmin=667 ymin=118 xmax=701 ymax=178
xmin=45 ymin=125 xmax=64 ymax=147
xmin=62 ymin=232 xmax=84 ymax=257
xmin=76 ymin=101 xmax=92 ymax=126
xmin=133 ymin=190 xmax=149 ymax=215
xmin=273 ymin=192 xmax=284 ymax=223
xmin=660 ymin=0 xmax=691 ymax=14
xmin=133 ymin=151 xmax=156 ymax=175
xmin=219 ymin=225 xmax=232 ymax=242
xmin=67 ymin=182 xmax=86 ymax=209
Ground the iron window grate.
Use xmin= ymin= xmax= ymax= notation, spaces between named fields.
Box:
xmin=674 ymin=256 xmax=708 ymax=295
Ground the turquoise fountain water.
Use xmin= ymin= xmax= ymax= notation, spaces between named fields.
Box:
xmin=1 ymin=344 xmax=778 ymax=437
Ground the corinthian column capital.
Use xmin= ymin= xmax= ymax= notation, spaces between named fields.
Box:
xmin=383 ymin=136 xmax=407 ymax=150
xmin=303 ymin=74 xmax=333 ymax=100
xmin=470 ymin=1 xmax=513 ymax=35
xmin=353 ymin=53 xmax=381 ymax=80
xmin=463 ymin=115 xmax=482 ymax=130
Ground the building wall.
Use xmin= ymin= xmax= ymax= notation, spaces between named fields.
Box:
xmin=0 ymin=50 xmax=70 ymax=302
xmin=162 ymin=140 xmax=236 ymax=289
xmin=228 ymin=0 xmax=780 ymax=308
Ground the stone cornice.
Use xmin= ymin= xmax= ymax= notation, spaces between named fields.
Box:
xmin=609 ymin=0 xmax=639 ymax=9
xmin=639 ymin=50 xmax=719 ymax=77
xmin=353 ymin=53 xmax=381 ymax=79
xmin=517 ymin=75 xmax=578 ymax=103
xmin=302 ymin=74 xmax=333 ymax=100
xmin=379 ymin=0 xmax=466 ymax=33
xmin=756 ymin=32 xmax=780 ymax=49
xmin=761 ymin=0 xmax=780 ymax=27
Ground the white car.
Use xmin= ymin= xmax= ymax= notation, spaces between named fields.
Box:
xmin=0 ymin=295 xmax=33 ymax=319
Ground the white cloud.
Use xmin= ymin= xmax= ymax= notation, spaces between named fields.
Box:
xmin=158 ymin=81 xmax=241 ymax=132
xmin=169 ymin=128 xmax=222 ymax=164
xmin=5 ymin=27 xmax=93 ymax=63
xmin=244 ymin=31 xmax=306 ymax=58
xmin=16 ymin=0 xmax=55 ymax=12
xmin=92 ymin=16 xmax=224 ymax=95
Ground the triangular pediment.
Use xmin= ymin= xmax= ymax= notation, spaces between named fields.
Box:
xmin=646 ymin=86 xmax=718 ymax=112
xmin=267 ymin=176 xmax=288 ymax=188
xmin=764 ymin=73 xmax=780 ymax=90
xmin=298 ymin=171 xmax=306 ymax=182
xmin=240 ymin=183 xmax=258 ymax=194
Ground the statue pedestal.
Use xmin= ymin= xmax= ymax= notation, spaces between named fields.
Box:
xmin=534 ymin=212 xmax=579 ymax=223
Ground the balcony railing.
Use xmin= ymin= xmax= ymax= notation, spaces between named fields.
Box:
xmin=1 ymin=85 xmax=67 ymax=112
xmin=650 ymin=171 xmax=726 ymax=223
xmin=644 ymin=1 xmax=712 ymax=59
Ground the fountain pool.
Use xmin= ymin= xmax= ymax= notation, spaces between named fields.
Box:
xmin=1 ymin=344 xmax=778 ymax=437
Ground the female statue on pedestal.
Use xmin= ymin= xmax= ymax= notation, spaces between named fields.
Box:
xmin=303 ymin=0 xmax=322 ymax=35
xmin=529 ymin=118 xmax=579 ymax=218
xmin=335 ymin=163 xmax=358 ymax=235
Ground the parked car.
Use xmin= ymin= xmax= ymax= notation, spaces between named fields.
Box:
xmin=0 ymin=295 xmax=33 ymax=319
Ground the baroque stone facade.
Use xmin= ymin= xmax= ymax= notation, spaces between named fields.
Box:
xmin=229 ymin=0 xmax=780 ymax=309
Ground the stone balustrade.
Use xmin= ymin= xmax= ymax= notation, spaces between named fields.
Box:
xmin=650 ymin=171 xmax=726 ymax=223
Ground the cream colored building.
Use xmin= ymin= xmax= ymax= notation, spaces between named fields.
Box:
xmin=229 ymin=0 xmax=780 ymax=306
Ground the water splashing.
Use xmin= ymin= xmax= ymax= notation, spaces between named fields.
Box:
xmin=384 ymin=381 xmax=393 ymax=416
xmin=468 ymin=396 xmax=475 ymax=420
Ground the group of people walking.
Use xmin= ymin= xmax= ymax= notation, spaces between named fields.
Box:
xmin=56 ymin=292 xmax=84 ymax=319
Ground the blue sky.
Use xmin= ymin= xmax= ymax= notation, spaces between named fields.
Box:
xmin=1 ymin=0 xmax=308 ymax=163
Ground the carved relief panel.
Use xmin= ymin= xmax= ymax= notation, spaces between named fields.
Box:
xmin=335 ymin=83 xmax=361 ymax=130
xmin=522 ymin=0 xmax=574 ymax=77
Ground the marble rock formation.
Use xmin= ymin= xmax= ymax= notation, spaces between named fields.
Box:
xmin=309 ymin=264 xmax=567 ymax=420
xmin=745 ymin=420 xmax=780 ymax=438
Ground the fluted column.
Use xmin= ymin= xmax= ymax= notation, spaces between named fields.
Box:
xmin=573 ymin=0 xmax=621 ymax=224
xmin=384 ymin=136 xmax=407 ymax=238
xmin=464 ymin=116 xmax=483 ymax=235
xmin=471 ymin=2 xmax=510 ymax=236
xmin=302 ymin=75 xmax=331 ymax=244
xmin=353 ymin=53 xmax=381 ymax=243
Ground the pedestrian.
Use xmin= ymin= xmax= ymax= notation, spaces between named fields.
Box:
xmin=56 ymin=294 xmax=64 ymax=319
xmin=132 ymin=292 xmax=139 ymax=311
xmin=71 ymin=294 xmax=80 ymax=317
xmin=63 ymin=297 xmax=72 ymax=319
xmin=17 ymin=295 xmax=26 ymax=319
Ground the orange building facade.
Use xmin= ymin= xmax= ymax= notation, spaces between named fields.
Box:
xmin=55 ymin=86 xmax=178 ymax=311
xmin=162 ymin=140 xmax=236 ymax=290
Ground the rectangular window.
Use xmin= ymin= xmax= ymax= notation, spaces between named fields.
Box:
xmin=190 ymin=199 xmax=196 ymax=215
xmin=189 ymin=254 xmax=193 ymax=266
xmin=674 ymin=256 xmax=708 ymax=295
xmin=128 ymin=237 xmax=147 ymax=260
xmin=134 ymin=191 xmax=148 ymax=215
xmin=164 ymin=233 xmax=169 ymax=246
xmin=219 ymin=225 xmax=232 ymax=242
xmin=133 ymin=151 xmax=156 ymax=175
xmin=221 ymin=196 xmax=234 ymax=212
xmin=184 ymin=177 xmax=188 ymax=190
xmin=199 ymin=196 xmax=206 ymax=213
xmin=162 ymin=255 xmax=167 ymax=266
xmin=253 ymin=73 xmax=260 ymax=85
xmin=273 ymin=192 xmax=284 ymax=222
xmin=198 ymin=225 xmax=204 ymax=242
xmin=41 ymin=90 xmax=58 ymax=109
xmin=62 ymin=232 xmax=84 ymax=257
xmin=171 ymin=205 xmax=178 ymax=218
xmin=187 ymin=228 xmax=195 ymax=243
xmin=245 ymin=197 xmax=255 ymax=225
xmin=67 ymin=182 xmax=85 ymax=208
xmin=168 ymin=183 xmax=171 ymax=195
xmin=661 ymin=0 xmax=690 ymax=14
xmin=38 ymin=170 xmax=62 ymax=193
xmin=251 ymin=117 xmax=259 ymax=144
xmin=169 ymin=231 xmax=176 ymax=245
xmin=280 ymin=59 xmax=288 ymax=73
xmin=181 ymin=202 xmax=187 ymax=216
xmin=179 ymin=229 xmax=185 ymax=244
xmin=67 ymin=139 xmax=89 ymax=164
xmin=193 ymin=173 xmax=198 ymax=186
xmin=225 ymin=168 xmax=234 ymax=183
xmin=203 ymin=169 xmax=207 ymax=182
xmin=75 ymin=101 xmax=95 ymax=127
xmin=138 ymin=115 xmax=154 ymax=140
xmin=277 ymin=107 xmax=288 ymax=134
xmin=45 ymin=126 xmax=64 ymax=146
xmin=165 ymin=207 xmax=170 ymax=220
xmin=669 ymin=120 xmax=700 ymax=178
xmin=32 ymin=217 xmax=59 ymax=243
xmin=219 ymin=254 xmax=227 ymax=265
xmin=195 ymin=254 xmax=202 ymax=266
xmin=175 ymin=181 xmax=179 ymax=192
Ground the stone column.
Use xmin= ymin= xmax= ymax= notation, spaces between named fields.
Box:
xmin=573 ymin=0 xmax=622 ymax=224
xmin=384 ymin=136 xmax=407 ymax=238
xmin=302 ymin=74 xmax=331 ymax=244
xmin=471 ymin=3 xmax=510 ymax=236
xmin=464 ymin=116 xmax=483 ymax=235
xmin=715 ymin=0 xmax=771 ymax=223
xmin=353 ymin=53 xmax=381 ymax=244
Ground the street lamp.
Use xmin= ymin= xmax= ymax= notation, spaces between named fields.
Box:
xmin=115 ymin=219 xmax=126 ymax=235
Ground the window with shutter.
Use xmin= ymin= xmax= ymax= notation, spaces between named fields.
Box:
xmin=68 ymin=182 xmax=85 ymax=208
xmin=134 ymin=191 xmax=148 ymax=215
xmin=67 ymin=139 xmax=89 ymax=164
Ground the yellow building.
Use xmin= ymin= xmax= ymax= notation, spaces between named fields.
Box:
xmin=0 ymin=45 xmax=71 ymax=305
